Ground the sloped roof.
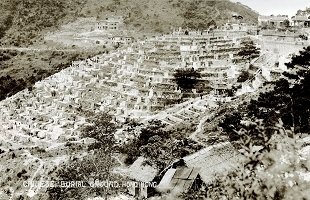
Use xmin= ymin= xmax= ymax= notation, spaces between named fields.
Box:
xmin=183 ymin=142 xmax=237 ymax=184
xmin=293 ymin=16 xmax=310 ymax=21
xmin=157 ymin=168 xmax=177 ymax=190
xmin=157 ymin=167 xmax=201 ymax=194
xmin=258 ymin=15 xmax=288 ymax=21
xmin=123 ymin=157 xmax=158 ymax=182
xmin=259 ymin=15 xmax=272 ymax=20
xmin=271 ymin=16 xmax=288 ymax=21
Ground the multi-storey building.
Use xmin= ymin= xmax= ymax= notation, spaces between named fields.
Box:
xmin=96 ymin=16 xmax=123 ymax=31
xmin=258 ymin=15 xmax=289 ymax=28
xmin=292 ymin=15 xmax=310 ymax=27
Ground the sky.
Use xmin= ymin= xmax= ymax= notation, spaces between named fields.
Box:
xmin=230 ymin=0 xmax=310 ymax=17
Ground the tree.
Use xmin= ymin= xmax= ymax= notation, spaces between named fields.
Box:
xmin=237 ymin=70 xmax=253 ymax=82
xmin=48 ymin=112 xmax=123 ymax=200
xmin=283 ymin=19 xmax=290 ymax=29
xmin=119 ymin=120 xmax=203 ymax=172
xmin=81 ymin=112 xmax=116 ymax=151
xmin=237 ymin=38 xmax=260 ymax=62
xmin=119 ymin=119 xmax=169 ymax=165
xmin=207 ymin=120 xmax=310 ymax=199
xmin=173 ymin=67 xmax=201 ymax=92
xmin=207 ymin=20 xmax=216 ymax=29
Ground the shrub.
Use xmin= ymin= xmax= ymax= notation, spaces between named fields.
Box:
xmin=207 ymin=120 xmax=310 ymax=199
xmin=17 ymin=169 xmax=27 ymax=178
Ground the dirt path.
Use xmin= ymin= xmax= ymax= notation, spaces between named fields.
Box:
xmin=21 ymin=150 xmax=44 ymax=197
xmin=188 ymin=114 xmax=210 ymax=141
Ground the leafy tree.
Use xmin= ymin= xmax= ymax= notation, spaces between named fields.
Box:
xmin=48 ymin=112 xmax=123 ymax=200
xmin=237 ymin=70 xmax=253 ymax=82
xmin=296 ymin=7 xmax=310 ymax=16
xmin=207 ymin=20 xmax=216 ymax=29
xmin=119 ymin=119 xmax=169 ymax=164
xmin=139 ymin=136 xmax=197 ymax=171
xmin=237 ymin=38 xmax=260 ymax=62
xmin=283 ymin=51 xmax=308 ymax=87
xmin=81 ymin=112 xmax=116 ymax=150
xmin=283 ymin=19 xmax=290 ymax=29
xmin=299 ymin=34 xmax=308 ymax=41
xmin=119 ymin=120 xmax=203 ymax=172
xmin=173 ymin=67 xmax=201 ymax=92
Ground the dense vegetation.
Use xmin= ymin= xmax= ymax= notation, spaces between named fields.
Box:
xmin=206 ymin=121 xmax=310 ymax=200
xmin=47 ymin=113 xmax=202 ymax=199
xmin=0 ymin=0 xmax=87 ymax=46
xmin=237 ymin=70 xmax=254 ymax=82
xmin=48 ymin=112 xmax=126 ymax=200
xmin=0 ymin=0 xmax=258 ymax=46
xmin=237 ymin=37 xmax=261 ymax=62
xmin=119 ymin=119 xmax=203 ymax=171
xmin=180 ymin=0 xmax=258 ymax=30
xmin=173 ymin=67 xmax=202 ymax=92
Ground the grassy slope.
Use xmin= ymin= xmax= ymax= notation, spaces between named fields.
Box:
xmin=0 ymin=0 xmax=258 ymax=46
xmin=79 ymin=0 xmax=258 ymax=33
xmin=0 ymin=0 xmax=87 ymax=46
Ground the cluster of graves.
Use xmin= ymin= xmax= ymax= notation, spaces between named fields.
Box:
xmin=0 ymin=30 xmax=254 ymax=149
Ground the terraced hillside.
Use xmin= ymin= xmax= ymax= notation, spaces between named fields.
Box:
xmin=0 ymin=26 xmax=286 ymax=199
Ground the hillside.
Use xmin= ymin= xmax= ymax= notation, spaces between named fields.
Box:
xmin=0 ymin=0 xmax=258 ymax=47
xmin=0 ymin=0 xmax=87 ymax=47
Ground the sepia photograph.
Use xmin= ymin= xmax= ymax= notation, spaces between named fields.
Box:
xmin=0 ymin=0 xmax=310 ymax=199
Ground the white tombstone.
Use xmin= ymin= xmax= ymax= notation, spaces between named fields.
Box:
xmin=116 ymin=108 xmax=122 ymax=115
xmin=137 ymin=96 xmax=141 ymax=104
xmin=149 ymin=88 xmax=153 ymax=98
xmin=145 ymin=97 xmax=150 ymax=104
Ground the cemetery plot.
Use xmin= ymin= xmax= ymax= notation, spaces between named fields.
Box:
xmin=0 ymin=29 xmax=276 ymax=151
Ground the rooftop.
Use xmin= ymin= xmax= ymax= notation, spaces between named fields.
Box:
xmin=157 ymin=167 xmax=201 ymax=194
xmin=183 ymin=142 xmax=237 ymax=184
xmin=259 ymin=15 xmax=288 ymax=21
xmin=293 ymin=16 xmax=310 ymax=21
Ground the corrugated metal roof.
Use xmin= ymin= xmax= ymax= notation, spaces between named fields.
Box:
xmin=157 ymin=167 xmax=201 ymax=194
xmin=173 ymin=167 xmax=192 ymax=179
xmin=157 ymin=168 xmax=176 ymax=190
xmin=188 ymin=167 xmax=201 ymax=179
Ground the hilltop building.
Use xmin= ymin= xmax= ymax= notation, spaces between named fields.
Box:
xmin=258 ymin=15 xmax=289 ymax=28
xmin=96 ymin=16 xmax=124 ymax=31
xmin=291 ymin=15 xmax=310 ymax=28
